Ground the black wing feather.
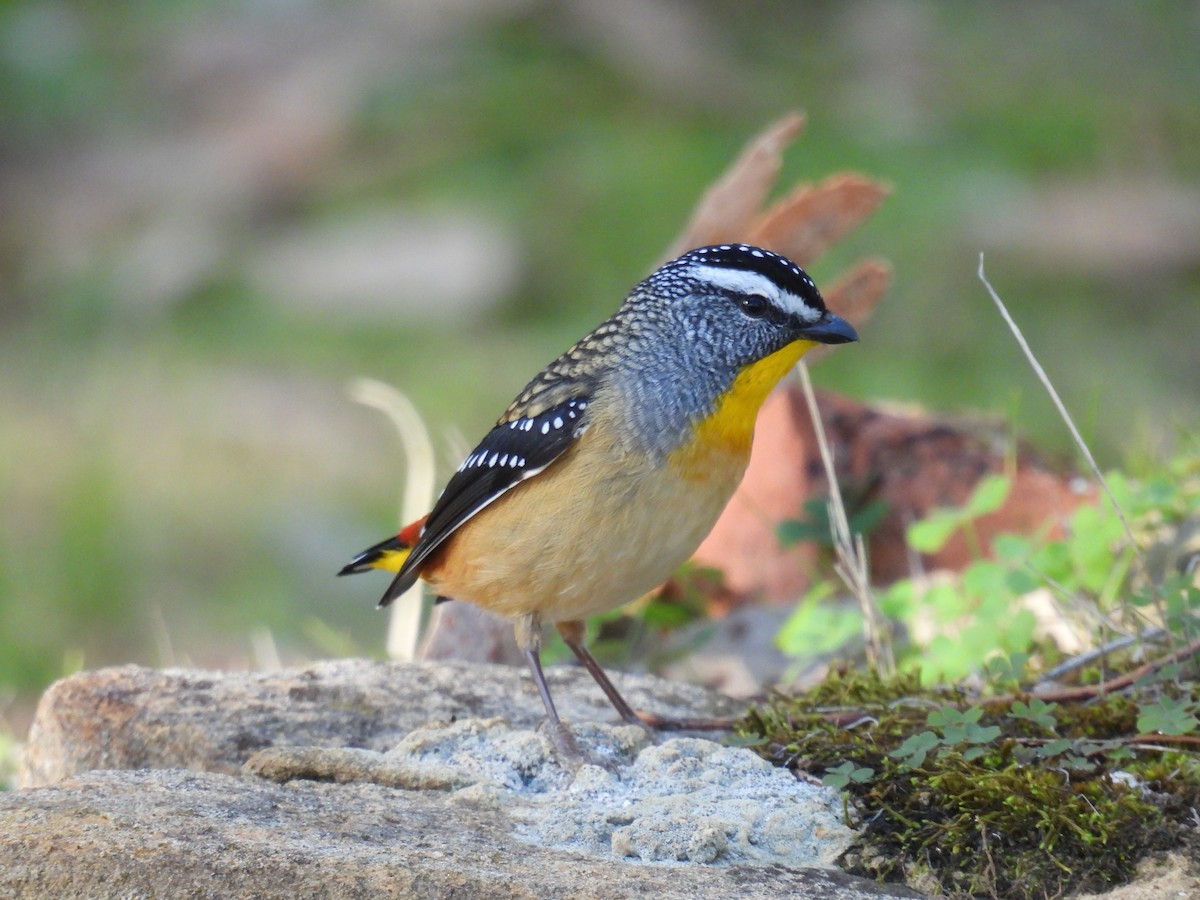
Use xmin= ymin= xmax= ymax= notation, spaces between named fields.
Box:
xmin=378 ymin=395 xmax=591 ymax=606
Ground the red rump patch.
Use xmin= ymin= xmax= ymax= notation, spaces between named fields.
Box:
xmin=398 ymin=514 xmax=429 ymax=547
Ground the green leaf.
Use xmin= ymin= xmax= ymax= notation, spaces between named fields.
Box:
xmin=776 ymin=518 xmax=822 ymax=546
xmin=1010 ymin=697 xmax=1059 ymax=731
xmin=890 ymin=731 xmax=941 ymax=768
xmin=1136 ymin=476 xmax=1177 ymax=514
xmin=999 ymin=608 xmax=1037 ymax=653
xmin=1067 ymin=504 xmax=1125 ymax=593
xmin=962 ymin=560 xmax=1010 ymax=599
xmin=822 ymin=760 xmax=875 ymax=789
xmin=1164 ymin=581 xmax=1200 ymax=630
xmin=639 ymin=599 xmax=695 ymax=628
xmin=1031 ymin=541 xmax=1073 ymax=583
xmin=970 ymin=724 xmax=1002 ymax=743
xmin=984 ymin=651 xmax=1031 ymax=687
xmin=965 ymin=473 xmax=1012 ymax=518
xmin=777 ymin=499 xmax=836 ymax=547
xmin=775 ymin=582 xmax=860 ymax=657
xmin=1137 ymin=696 xmax=1200 ymax=736
xmin=929 ymin=706 xmax=978 ymax=728
xmin=1128 ymin=586 xmax=1160 ymax=608
xmin=1005 ymin=567 xmax=1039 ymax=595
xmin=929 ymin=706 xmax=998 ymax=746
xmin=1037 ymin=738 xmax=1073 ymax=758
xmin=927 ymin=582 xmax=970 ymax=624
xmin=907 ymin=510 xmax=963 ymax=554
xmin=878 ymin=579 xmax=916 ymax=619
xmin=1062 ymin=754 xmax=1098 ymax=773
xmin=848 ymin=500 xmax=890 ymax=537
xmin=993 ymin=533 xmax=1034 ymax=563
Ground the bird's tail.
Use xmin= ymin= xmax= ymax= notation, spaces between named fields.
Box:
xmin=338 ymin=515 xmax=427 ymax=576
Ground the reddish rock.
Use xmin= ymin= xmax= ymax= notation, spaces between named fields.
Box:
xmin=694 ymin=386 xmax=1095 ymax=604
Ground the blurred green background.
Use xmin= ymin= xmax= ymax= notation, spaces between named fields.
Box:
xmin=1 ymin=0 xmax=1198 ymax=731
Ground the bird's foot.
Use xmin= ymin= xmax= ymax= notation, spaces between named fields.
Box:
xmin=537 ymin=719 xmax=652 ymax=775
xmin=538 ymin=719 xmax=587 ymax=770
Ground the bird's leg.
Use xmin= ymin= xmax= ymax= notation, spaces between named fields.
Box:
xmin=556 ymin=619 xmax=738 ymax=734
xmin=555 ymin=619 xmax=643 ymax=726
xmin=515 ymin=614 xmax=582 ymax=762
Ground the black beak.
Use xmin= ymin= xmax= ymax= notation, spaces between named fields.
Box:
xmin=798 ymin=311 xmax=858 ymax=345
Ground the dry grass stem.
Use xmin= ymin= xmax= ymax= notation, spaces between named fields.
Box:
xmin=250 ymin=626 xmax=282 ymax=672
xmin=348 ymin=378 xmax=438 ymax=661
xmin=796 ymin=362 xmax=894 ymax=674
xmin=976 ymin=256 xmax=1163 ymax=642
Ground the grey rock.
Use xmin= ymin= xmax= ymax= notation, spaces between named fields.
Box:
xmin=250 ymin=717 xmax=855 ymax=868
xmin=20 ymin=659 xmax=747 ymax=788
xmin=0 ymin=767 xmax=918 ymax=899
xmin=7 ymin=660 xmax=925 ymax=898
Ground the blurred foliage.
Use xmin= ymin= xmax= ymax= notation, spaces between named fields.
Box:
xmin=1 ymin=0 xmax=1198 ymax=742
xmin=777 ymin=442 xmax=1200 ymax=684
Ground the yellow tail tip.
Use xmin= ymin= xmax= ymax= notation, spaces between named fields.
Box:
xmin=338 ymin=537 xmax=413 ymax=576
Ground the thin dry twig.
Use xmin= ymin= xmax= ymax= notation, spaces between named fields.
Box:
xmin=796 ymin=362 xmax=894 ymax=675
xmin=993 ymin=633 xmax=1200 ymax=706
xmin=1037 ymin=628 xmax=1167 ymax=686
xmin=976 ymin=257 xmax=1140 ymax=567
xmin=976 ymin=256 xmax=1165 ymax=644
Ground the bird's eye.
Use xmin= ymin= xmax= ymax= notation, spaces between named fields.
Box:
xmin=737 ymin=293 xmax=769 ymax=318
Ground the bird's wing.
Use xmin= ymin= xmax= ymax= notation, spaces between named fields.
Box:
xmin=378 ymin=393 xmax=592 ymax=606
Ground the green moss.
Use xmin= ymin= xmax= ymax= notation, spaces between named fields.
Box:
xmin=736 ymin=667 xmax=1195 ymax=898
xmin=858 ymin=755 xmax=1169 ymax=896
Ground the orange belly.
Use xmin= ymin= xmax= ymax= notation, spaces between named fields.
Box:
xmin=420 ymin=425 xmax=747 ymax=623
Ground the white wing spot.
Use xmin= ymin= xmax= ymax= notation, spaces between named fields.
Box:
xmin=499 ymin=453 xmax=509 ymax=466
xmin=541 ymin=421 xmax=550 ymax=435
xmin=488 ymin=452 xmax=499 ymax=467
xmin=553 ymin=416 xmax=563 ymax=429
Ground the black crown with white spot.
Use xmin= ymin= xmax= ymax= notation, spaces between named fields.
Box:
xmin=668 ymin=244 xmax=826 ymax=312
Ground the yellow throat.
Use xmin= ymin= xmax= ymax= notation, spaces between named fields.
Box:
xmin=671 ymin=339 xmax=817 ymax=475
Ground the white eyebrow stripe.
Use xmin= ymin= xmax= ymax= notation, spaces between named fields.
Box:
xmin=689 ymin=264 xmax=821 ymax=323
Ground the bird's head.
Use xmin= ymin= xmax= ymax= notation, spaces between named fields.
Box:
xmin=641 ymin=243 xmax=858 ymax=372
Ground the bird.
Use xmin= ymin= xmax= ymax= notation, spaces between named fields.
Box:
xmin=339 ymin=243 xmax=858 ymax=756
